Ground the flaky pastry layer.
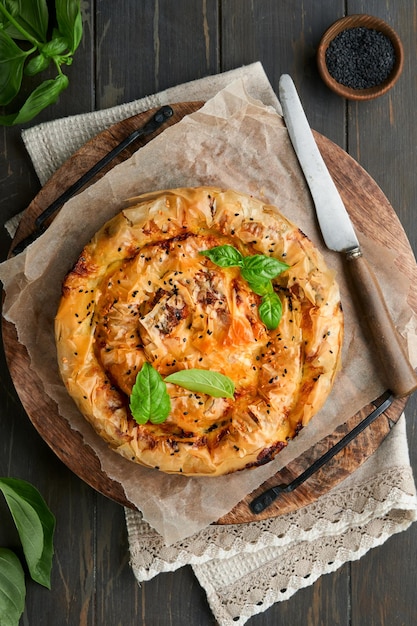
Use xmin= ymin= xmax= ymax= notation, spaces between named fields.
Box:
xmin=55 ymin=187 xmax=343 ymax=476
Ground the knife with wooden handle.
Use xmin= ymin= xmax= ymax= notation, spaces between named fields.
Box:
xmin=279 ymin=74 xmax=417 ymax=398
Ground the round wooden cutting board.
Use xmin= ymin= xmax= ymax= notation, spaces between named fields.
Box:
xmin=3 ymin=102 xmax=415 ymax=524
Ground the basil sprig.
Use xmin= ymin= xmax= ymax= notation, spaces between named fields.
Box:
xmin=0 ymin=478 xmax=55 ymax=625
xmin=130 ymin=364 xmax=235 ymax=425
xmin=200 ymin=245 xmax=289 ymax=329
xmin=0 ymin=0 xmax=83 ymax=126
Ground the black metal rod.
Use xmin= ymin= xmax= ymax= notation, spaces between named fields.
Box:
xmin=12 ymin=105 xmax=174 ymax=255
xmin=249 ymin=392 xmax=393 ymax=514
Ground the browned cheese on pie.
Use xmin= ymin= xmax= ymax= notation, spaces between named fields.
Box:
xmin=55 ymin=187 xmax=343 ymax=476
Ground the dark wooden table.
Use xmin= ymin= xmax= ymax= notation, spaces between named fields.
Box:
xmin=1 ymin=2 xmax=417 ymax=624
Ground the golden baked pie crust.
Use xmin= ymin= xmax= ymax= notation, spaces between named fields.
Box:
xmin=55 ymin=187 xmax=343 ymax=476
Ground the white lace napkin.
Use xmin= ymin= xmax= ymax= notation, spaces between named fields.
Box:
xmin=6 ymin=62 xmax=417 ymax=626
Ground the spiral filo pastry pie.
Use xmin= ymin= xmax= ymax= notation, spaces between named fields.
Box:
xmin=55 ymin=187 xmax=343 ymax=476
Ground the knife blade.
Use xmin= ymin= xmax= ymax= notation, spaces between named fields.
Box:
xmin=278 ymin=74 xmax=417 ymax=398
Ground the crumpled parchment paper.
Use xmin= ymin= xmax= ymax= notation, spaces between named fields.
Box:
xmin=1 ymin=77 xmax=417 ymax=544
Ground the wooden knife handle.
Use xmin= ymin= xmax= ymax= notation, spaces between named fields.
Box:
xmin=346 ymin=252 xmax=417 ymax=397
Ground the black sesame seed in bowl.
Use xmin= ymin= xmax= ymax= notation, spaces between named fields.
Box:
xmin=326 ymin=27 xmax=396 ymax=89
xmin=317 ymin=14 xmax=404 ymax=101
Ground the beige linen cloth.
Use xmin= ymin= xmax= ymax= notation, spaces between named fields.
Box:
xmin=2 ymin=63 xmax=417 ymax=625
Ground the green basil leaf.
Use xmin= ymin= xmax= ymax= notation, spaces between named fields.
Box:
xmin=41 ymin=35 xmax=69 ymax=57
xmin=258 ymin=292 xmax=283 ymax=330
xmin=0 ymin=2 xmax=27 ymax=41
xmin=55 ymin=0 xmax=83 ymax=53
xmin=0 ymin=73 xmax=69 ymax=126
xmin=3 ymin=0 xmax=49 ymax=42
xmin=0 ymin=548 xmax=26 ymax=626
xmin=241 ymin=254 xmax=289 ymax=283
xmin=0 ymin=478 xmax=55 ymax=589
xmin=0 ymin=4 xmax=18 ymax=36
xmin=200 ymin=244 xmax=244 ymax=268
xmin=24 ymin=52 xmax=50 ymax=76
xmin=165 ymin=369 xmax=235 ymax=398
xmin=0 ymin=0 xmax=17 ymax=19
xmin=0 ymin=29 xmax=31 ymax=105
xmin=246 ymin=278 xmax=273 ymax=296
xmin=130 ymin=362 xmax=171 ymax=424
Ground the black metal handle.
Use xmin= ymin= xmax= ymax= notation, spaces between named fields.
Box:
xmin=12 ymin=105 xmax=174 ymax=255
xmin=249 ymin=391 xmax=393 ymax=514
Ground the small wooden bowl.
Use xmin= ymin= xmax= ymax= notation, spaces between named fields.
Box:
xmin=317 ymin=14 xmax=404 ymax=101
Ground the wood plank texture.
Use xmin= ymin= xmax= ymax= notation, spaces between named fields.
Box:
xmin=1 ymin=1 xmax=416 ymax=625
xmin=95 ymin=0 xmax=219 ymax=107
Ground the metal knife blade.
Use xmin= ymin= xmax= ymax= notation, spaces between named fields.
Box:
xmin=278 ymin=74 xmax=417 ymax=398
xmin=279 ymin=74 xmax=358 ymax=253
